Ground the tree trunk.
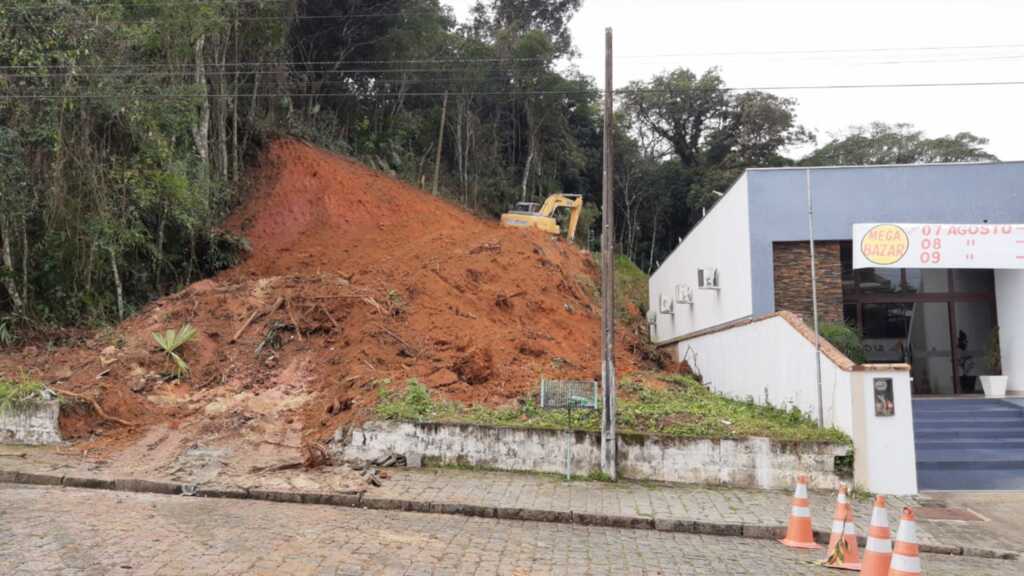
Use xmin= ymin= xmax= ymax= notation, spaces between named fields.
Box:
xmin=432 ymin=91 xmax=448 ymax=197
xmin=192 ymin=34 xmax=210 ymax=165
xmin=232 ymin=9 xmax=240 ymax=182
xmin=108 ymin=246 xmax=124 ymax=320
xmin=216 ymin=33 xmax=229 ymax=182
xmin=20 ymin=213 xmax=29 ymax=307
xmin=520 ymin=147 xmax=534 ymax=201
xmin=647 ymin=206 xmax=660 ymax=273
xmin=0 ymin=216 xmax=24 ymax=313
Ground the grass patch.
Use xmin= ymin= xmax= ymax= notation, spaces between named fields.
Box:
xmin=614 ymin=254 xmax=649 ymax=316
xmin=0 ymin=375 xmax=49 ymax=413
xmin=376 ymin=375 xmax=850 ymax=445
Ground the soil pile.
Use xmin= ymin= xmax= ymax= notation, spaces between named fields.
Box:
xmin=0 ymin=139 xmax=654 ymax=471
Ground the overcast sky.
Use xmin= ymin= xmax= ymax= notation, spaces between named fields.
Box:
xmin=445 ymin=0 xmax=1024 ymax=161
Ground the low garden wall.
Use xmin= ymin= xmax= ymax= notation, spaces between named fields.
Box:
xmin=0 ymin=400 xmax=62 ymax=445
xmin=334 ymin=421 xmax=849 ymax=490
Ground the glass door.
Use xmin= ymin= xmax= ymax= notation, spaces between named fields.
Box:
xmin=908 ymin=303 xmax=954 ymax=395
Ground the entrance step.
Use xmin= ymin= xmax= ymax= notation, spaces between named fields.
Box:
xmin=915 ymin=427 xmax=1024 ymax=440
xmin=916 ymin=449 xmax=1024 ymax=470
xmin=913 ymin=408 xmax=1023 ymax=419
xmin=916 ymin=438 xmax=1024 ymax=450
xmin=912 ymin=399 xmax=1021 ymax=412
xmin=915 ymin=418 xmax=1024 ymax=430
xmin=916 ymin=468 xmax=1024 ymax=491
xmin=914 ymin=398 xmax=1024 ymax=490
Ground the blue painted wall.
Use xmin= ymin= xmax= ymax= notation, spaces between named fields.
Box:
xmin=745 ymin=162 xmax=1024 ymax=315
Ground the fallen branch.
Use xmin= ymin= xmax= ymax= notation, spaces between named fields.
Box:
xmin=249 ymin=461 xmax=303 ymax=473
xmin=230 ymin=310 xmax=260 ymax=344
xmin=317 ymin=304 xmax=340 ymax=331
xmin=231 ymin=297 xmax=285 ymax=343
xmin=285 ymin=298 xmax=304 ymax=342
xmin=362 ymin=297 xmax=383 ymax=315
xmin=378 ymin=327 xmax=417 ymax=356
xmin=50 ymin=388 xmax=135 ymax=428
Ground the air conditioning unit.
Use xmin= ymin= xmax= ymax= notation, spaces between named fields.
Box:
xmin=659 ymin=294 xmax=674 ymax=314
xmin=697 ymin=268 xmax=720 ymax=290
xmin=675 ymin=284 xmax=694 ymax=304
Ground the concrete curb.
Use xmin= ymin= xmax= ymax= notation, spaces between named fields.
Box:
xmin=0 ymin=470 xmax=1017 ymax=561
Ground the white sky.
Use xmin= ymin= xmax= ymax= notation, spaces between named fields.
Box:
xmin=445 ymin=0 xmax=1024 ymax=161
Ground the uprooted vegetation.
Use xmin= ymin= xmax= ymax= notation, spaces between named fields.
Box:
xmin=0 ymin=140 xmax=662 ymax=478
xmin=376 ymin=375 xmax=850 ymax=444
xmin=0 ymin=375 xmax=48 ymax=413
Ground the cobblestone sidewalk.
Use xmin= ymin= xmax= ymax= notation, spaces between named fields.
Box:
xmin=1 ymin=485 xmax=1017 ymax=576
xmin=1 ymin=447 xmax=1019 ymax=559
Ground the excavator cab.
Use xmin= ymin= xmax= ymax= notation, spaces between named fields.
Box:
xmin=509 ymin=202 xmax=542 ymax=214
xmin=500 ymin=194 xmax=583 ymax=240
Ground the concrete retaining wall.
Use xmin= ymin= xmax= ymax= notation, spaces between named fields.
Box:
xmin=335 ymin=421 xmax=849 ymax=490
xmin=0 ymin=401 xmax=62 ymax=445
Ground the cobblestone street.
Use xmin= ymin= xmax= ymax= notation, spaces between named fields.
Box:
xmin=1 ymin=485 xmax=1016 ymax=575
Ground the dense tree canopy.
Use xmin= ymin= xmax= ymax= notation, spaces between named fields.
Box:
xmin=0 ymin=1 xmax=999 ymax=336
xmin=802 ymin=122 xmax=997 ymax=166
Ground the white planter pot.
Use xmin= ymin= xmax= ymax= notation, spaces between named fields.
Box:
xmin=979 ymin=375 xmax=1008 ymax=399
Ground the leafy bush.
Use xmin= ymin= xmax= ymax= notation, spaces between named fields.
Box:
xmin=152 ymin=324 xmax=198 ymax=379
xmin=819 ymin=322 xmax=867 ymax=364
xmin=376 ymin=380 xmax=437 ymax=421
xmin=0 ymin=376 xmax=47 ymax=413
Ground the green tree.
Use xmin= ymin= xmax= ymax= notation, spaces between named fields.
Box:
xmin=802 ymin=122 xmax=997 ymax=166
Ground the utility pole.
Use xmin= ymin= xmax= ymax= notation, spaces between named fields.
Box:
xmin=432 ymin=91 xmax=448 ymax=196
xmin=806 ymin=169 xmax=825 ymax=427
xmin=600 ymin=27 xmax=617 ymax=480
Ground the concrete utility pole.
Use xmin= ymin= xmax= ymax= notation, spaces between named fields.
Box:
xmin=600 ymin=27 xmax=617 ymax=480
xmin=806 ymin=169 xmax=825 ymax=427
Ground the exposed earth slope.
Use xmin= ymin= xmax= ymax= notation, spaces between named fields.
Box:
xmin=0 ymin=139 xmax=653 ymax=481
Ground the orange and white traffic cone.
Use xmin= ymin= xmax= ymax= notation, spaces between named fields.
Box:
xmin=861 ymin=495 xmax=893 ymax=576
xmin=779 ymin=474 xmax=821 ymax=549
xmin=889 ymin=507 xmax=922 ymax=575
xmin=822 ymin=483 xmax=860 ymax=571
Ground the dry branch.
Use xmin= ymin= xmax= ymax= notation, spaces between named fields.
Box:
xmin=51 ymin=388 xmax=135 ymax=428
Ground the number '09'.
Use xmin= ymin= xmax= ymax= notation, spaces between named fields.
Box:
xmin=920 ymin=251 xmax=941 ymax=263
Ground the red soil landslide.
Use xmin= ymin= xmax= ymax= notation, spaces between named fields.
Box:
xmin=0 ymin=139 xmax=652 ymax=456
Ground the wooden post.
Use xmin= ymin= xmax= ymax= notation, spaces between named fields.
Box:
xmin=600 ymin=28 xmax=617 ymax=480
xmin=432 ymin=91 xmax=449 ymax=196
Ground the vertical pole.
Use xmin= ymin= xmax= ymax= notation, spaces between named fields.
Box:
xmin=806 ymin=169 xmax=824 ymax=427
xmin=432 ymin=91 xmax=449 ymax=196
xmin=600 ymin=27 xmax=617 ymax=480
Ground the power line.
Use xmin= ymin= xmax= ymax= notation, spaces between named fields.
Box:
xmin=0 ymin=57 xmax=556 ymax=71
xmin=618 ymin=43 xmax=1024 ymax=60
xmin=3 ymin=80 xmax=1023 ymax=100
xmin=2 ymin=4 xmax=445 ymax=21
xmin=7 ymin=51 xmax=1024 ymax=80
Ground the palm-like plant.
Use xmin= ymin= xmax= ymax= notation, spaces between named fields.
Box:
xmin=152 ymin=324 xmax=198 ymax=379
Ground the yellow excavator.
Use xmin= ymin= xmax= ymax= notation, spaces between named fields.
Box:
xmin=500 ymin=194 xmax=583 ymax=240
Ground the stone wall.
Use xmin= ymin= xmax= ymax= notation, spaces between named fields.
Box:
xmin=772 ymin=241 xmax=844 ymax=324
xmin=0 ymin=401 xmax=62 ymax=445
xmin=335 ymin=421 xmax=850 ymax=490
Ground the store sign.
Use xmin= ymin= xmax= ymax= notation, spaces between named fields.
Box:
xmin=853 ymin=223 xmax=1024 ymax=269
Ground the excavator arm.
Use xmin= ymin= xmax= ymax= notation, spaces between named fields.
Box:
xmin=538 ymin=194 xmax=583 ymax=241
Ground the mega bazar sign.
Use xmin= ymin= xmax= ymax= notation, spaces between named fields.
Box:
xmin=853 ymin=223 xmax=1024 ymax=270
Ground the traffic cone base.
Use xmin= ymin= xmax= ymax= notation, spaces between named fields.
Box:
xmin=779 ymin=474 xmax=821 ymax=549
